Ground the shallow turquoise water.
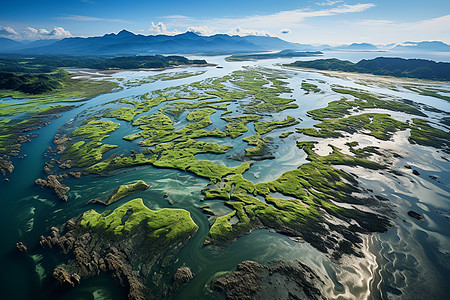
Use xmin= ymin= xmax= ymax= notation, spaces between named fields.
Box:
xmin=1 ymin=54 xmax=449 ymax=299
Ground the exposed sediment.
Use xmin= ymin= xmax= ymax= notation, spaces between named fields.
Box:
xmin=211 ymin=260 xmax=326 ymax=300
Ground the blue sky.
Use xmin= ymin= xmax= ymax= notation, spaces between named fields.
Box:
xmin=1 ymin=0 xmax=449 ymax=44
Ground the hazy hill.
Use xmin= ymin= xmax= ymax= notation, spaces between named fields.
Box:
xmin=285 ymin=57 xmax=450 ymax=81
xmin=393 ymin=41 xmax=450 ymax=52
xmin=0 ymin=30 xmax=303 ymax=55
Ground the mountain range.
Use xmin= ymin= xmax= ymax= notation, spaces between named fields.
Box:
xmin=0 ymin=30 xmax=449 ymax=55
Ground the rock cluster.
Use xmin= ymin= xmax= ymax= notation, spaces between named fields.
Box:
xmin=15 ymin=241 xmax=28 ymax=253
xmin=0 ymin=159 xmax=14 ymax=176
xmin=35 ymin=175 xmax=70 ymax=201
xmin=169 ymin=267 xmax=194 ymax=293
xmin=52 ymin=267 xmax=80 ymax=288
xmin=39 ymin=220 xmax=148 ymax=300
xmin=53 ymin=135 xmax=72 ymax=154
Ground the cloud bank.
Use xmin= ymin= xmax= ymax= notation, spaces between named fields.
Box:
xmin=0 ymin=26 xmax=72 ymax=40
xmin=149 ymin=22 xmax=180 ymax=35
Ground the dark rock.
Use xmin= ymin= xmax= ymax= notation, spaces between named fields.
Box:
xmin=407 ymin=210 xmax=423 ymax=220
xmin=35 ymin=175 xmax=70 ymax=201
xmin=412 ymin=169 xmax=420 ymax=176
xmin=53 ymin=266 xmax=79 ymax=288
xmin=69 ymin=171 xmax=82 ymax=178
xmin=375 ymin=195 xmax=389 ymax=201
xmin=16 ymin=241 xmax=27 ymax=253
xmin=0 ymin=159 xmax=14 ymax=176
xmin=169 ymin=267 xmax=194 ymax=293
xmin=53 ymin=135 xmax=71 ymax=154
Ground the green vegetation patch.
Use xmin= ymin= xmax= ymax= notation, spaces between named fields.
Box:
xmin=100 ymin=180 xmax=150 ymax=205
xmin=125 ymin=109 xmax=225 ymax=147
xmin=301 ymin=82 xmax=321 ymax=94
xmin=133 ymin=112 xmax=174 ymax=130
xmin=225 ymin=50 xmax=322 ymax=62
xmin=243 ymin=134 xmax=272 ymax=156
xmin=409 ymin=118 xmax=450 ymax=151
xmin=298 ymin=113 xmax=409 ymax=140
xmin=403 ymin=85 xmax=450 ymax=102
xmin=203 ymin=141 xmax=388 ymax=256
xmin=62 ymin=120 xmax=120 ymax=167
xmin=79 ymin=198 xmax=198 ymax=250
xmin=307 ymin=87 xmax=425 ymax=121
xmin=254 ymin=116 xmax=300 ymax=135
xmin=222 ymin=115 xmax=261 ymax=138
xmin=230 ymin=68 xmax=298 ymax=113
xmin=149 ymin=139 xmax=250 ymax=183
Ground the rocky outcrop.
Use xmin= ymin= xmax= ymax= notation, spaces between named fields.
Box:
xmin=15 ymin=241 xmax=28 ymax=253
xmin=0 ymin=159 xmax=14 ymax=176
xmin=169 ymin=267 xmax=194 ymax=293
xmin=39 ymin=198 xmax=198 ymax=300
xmin=53 ymin=135 xmax=72 ymax=154
xmin=69 ymin=171 xmax=81 ymax=178
xmin=35 ymin=175 xmax=70 ymax=201
xmin=53 ymin=266 xmax=80 ymax=288
xmin=211 ymin=260 xmax=326 ymax=300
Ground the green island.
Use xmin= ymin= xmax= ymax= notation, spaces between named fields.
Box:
xmin=225 ymin=50 xmax=323 ymax=62
xmin=243 ymin=134 xmax=272 ymax=156
xmin=285 ymin=57 xmax=450 ymax=81
xmin=62 ymin=120 xmax=120 ymax=168
xmin=39 ymin=198 xmax=198 ymax=299
xmin=89 ymin=180 xmax=150 ymax=205
xmin=304 ymin=87 xmax=426 ymax=120
xmin=222 ymin=115 xmax=261 ymax=138
xmin=254 ymin=116 xmax=300 ymax=135
xmin=123 ymin=70 xmax=206 ymax=88
xmin=231 ymin=68 xmax=299 ymax=112
xmin=301 ymin=82 xmax=321 ymax=94
xmin=298 ymin=113 xmax=409 ymax=140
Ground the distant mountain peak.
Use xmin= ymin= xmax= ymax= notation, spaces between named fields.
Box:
xmin=117 ymin=29 xmax=135 ymax=36
xmin=176 ymin=31 xmax=200 ymax=38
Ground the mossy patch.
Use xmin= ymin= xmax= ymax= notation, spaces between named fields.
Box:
xmin=298 ymin=113 xmax=409 ymax=140
xmin=91 ymin=180 xmax=150 ymax=205
xmin=80 ymin=198 xmax=198 ymax=250
xmin=254 ymin=116 xmax=300 ymax=135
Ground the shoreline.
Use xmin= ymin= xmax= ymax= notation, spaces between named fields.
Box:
xmin=64 ymin=63 xmax=217 ymax=79
xmin=283 ymin=65 xmax=450 ymax=86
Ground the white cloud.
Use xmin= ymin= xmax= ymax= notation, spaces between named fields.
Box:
xmin=25 ymin=27 xmax=72 ymax=40
xmin=149 ymin=22 xmax=180 ymax=35
xmin=0 ymin=26 xmax=18 ymax=37
xmin=316 ymin=0 xmax=343 ymax=6
xmin=156 ymin=3 xmax=375 ymax=37
xmin=347 ymin=14 xmax=450 ymax=44
xmin=187 ymin=25 xmax=213 ymax=36
xmin=228 ymin=27 xmax=270 ymax=36
xmin=280 ymin=29 xmax=291 ymax=34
